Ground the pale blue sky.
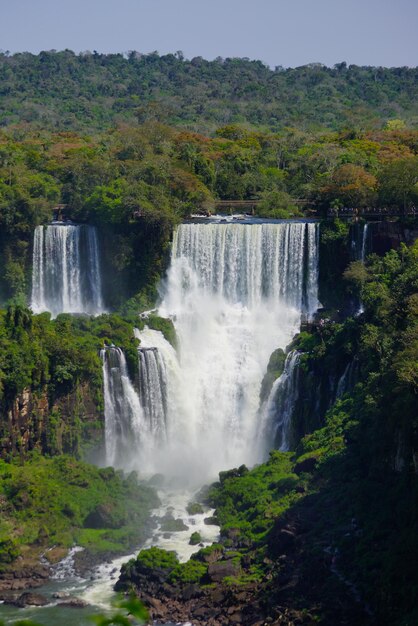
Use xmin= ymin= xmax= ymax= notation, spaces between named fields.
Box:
xmin=1 ymin=0 xmax=417 ymax=67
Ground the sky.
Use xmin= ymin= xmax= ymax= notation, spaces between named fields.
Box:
xmin=0 ymin=0 xmax=417 ymax=68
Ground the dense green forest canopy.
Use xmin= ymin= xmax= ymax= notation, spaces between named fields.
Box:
xmin=0 ymin=51 xmax=417 ymax=132
xmin=1 ymin=121 xmax=418 ymax=303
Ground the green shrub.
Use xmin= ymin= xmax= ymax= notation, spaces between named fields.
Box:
xmin=136 ymin=547 xmax=179 ymax=571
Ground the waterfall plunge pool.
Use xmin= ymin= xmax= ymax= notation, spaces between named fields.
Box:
xmin=3 ymin=219 xmax=321 ymax=625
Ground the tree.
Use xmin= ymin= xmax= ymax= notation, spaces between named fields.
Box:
xmin=317 ymin=164 xmax=377 ymax=208
xmin=384 ymin=119 xmax=406 ymax=131
xmin=378 ymin=157 xmax=418 ymax=212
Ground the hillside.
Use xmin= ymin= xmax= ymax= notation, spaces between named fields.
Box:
xmin=0 ymin=51 xmax=417 ymax=131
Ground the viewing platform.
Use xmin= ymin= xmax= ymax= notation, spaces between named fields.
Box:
xmin=327 ymin=207 xmax=417 ymax=218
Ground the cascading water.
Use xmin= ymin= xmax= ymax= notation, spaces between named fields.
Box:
xmin=350 ymin=222 xmax=370 ymax=262
xmin=258 ymin=350 xmax=301 ymax=452
xmin=31 ymin=223 xmax=104 ymax=317
xmin=334 ymin=360 xmax=356 ymax=401
xmin=134 ymin=327 xmax=181 ymax=448
xmin=101 ymin=347 xmax=145 ymax=469
xmin=99 ymin=220 xmax=319 ymax=478
xmin=138 ymin=348 xmax=168 ymax=440
xmin=355 ymin=222 xmax=369 ymax=313
xmin=360 ymin=223 xmax=369 ymax=262
xmin=168 ymin=221 xmax=319 ymax=316
xmin=145 ymin=220 xmax=320 ymax=480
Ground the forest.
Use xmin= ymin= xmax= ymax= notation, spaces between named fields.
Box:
xmin=0 ymin=51 xmax=417 ymax=132
xmin=1 ymin=122 xmax=417 ymax=304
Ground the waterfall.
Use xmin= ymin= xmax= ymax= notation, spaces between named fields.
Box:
xmin=350 ymin=222 xmax=370 ymax=314
xmin=134 ymin=326 xmax=181 ymax=447
xmin=335 ymin=361 xmax=356 ymax=401
xmin=101 ymin=347 xmax=145 ymax=470
xmin=138 ymin=348 xmax=168 ymax=440
xmin=360 ymin=223 xmax=369 ymax=262
xmin=350 ymin=222 xmax=369 ymax=262
xmin=335 ymin=363 xmax=350 ymax=400
xmin=148 ymin=221 xmax=320 ymax=480
xmin=169 ymin=222 xmax=319 ymax=316
xmin=31 ymin=223 xmax=104 ymax=317
xmin=258 ymin=351 xmax=301 ymax=452
xmin=358 ymin=223 xmax=369 ymax=314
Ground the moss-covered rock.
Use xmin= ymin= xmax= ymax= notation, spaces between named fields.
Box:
xmin=259 ymin=348 xmax=286 ymax=402
xmin=189 ymin=531 xmax=202 ymax=545
xmin=186 ymin=502 xmax=204 ymax=515
xmin=160 ymin=515 xmax=189 ymax=532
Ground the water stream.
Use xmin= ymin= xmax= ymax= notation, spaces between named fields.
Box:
xmin=31 ymin=223 xmax=104 ymax=317
xmin=1 ymin=219 xmax=320 ymax=625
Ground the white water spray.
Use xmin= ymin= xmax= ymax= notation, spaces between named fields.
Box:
xmin=145 ymin=221 xmax=320 ymax=480
xmin=258 ymin=350 xmax=301 ymax=453
xmin=31 ymin=223 xmax=104 ymax=317
xmin=102 ymin=222 xmax=319 ymax=480
xmin=101 ymin=347 xmax=146 ymax=469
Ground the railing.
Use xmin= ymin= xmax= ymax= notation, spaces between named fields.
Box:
xmin=327 ymin=207 xmax=417 ymax=218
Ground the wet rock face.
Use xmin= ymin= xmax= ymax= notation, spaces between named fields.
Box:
xmin=7 ymin=591 xmax=49 ymax=607
xmin=0 ymin=562 xmax=50 ymax=592
xmin=207 ymin=559 xmax=241 ymax=582
xmin=115 ymin=548 xmax=267 ymax=625
xmin=57 ymin=597 xmax=89 ymax=608
xmin=1 ymin=382 xmax=103 ymax=458
xmin=138 ymin=583 xmax=265 ymax=625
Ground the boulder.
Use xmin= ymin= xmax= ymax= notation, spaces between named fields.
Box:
xmin=83 ymin=503 xmax=122 ymax=529
xmin=294 ymin=455 xmax=318 ymax=475
xmin=181 ymin=583 xmax=202 ymax=600
xmin=268 ymin=523 xmax=297 ymax=557
xmin=200 ymin=547 xmax=224 ymax=564
xmin=207 ymin=560 xmax=240 ymax=582
xmin=160 ymin=515 xmax=189 ymax=532
xmin=11 ymin=592 xmax=49 ymax=607
xmin=187 ymin=502 xmax=204 ymax=515
xmin=203 ymin=516 xmax=219 ymax=526
xmin=189 ymin=531 xmax=202 ymax=545
xmin=58 ymin=597 xmax=89 ymax=608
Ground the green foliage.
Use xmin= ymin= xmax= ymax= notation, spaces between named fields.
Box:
xmin=189 ymin=531 xmax=202 ymax=545
xmin=135 ymin=546 xmax=179 ymax=571
xmin=168 ymin=558 xmax=207 ymax=584
xmin=378 ymin=156 xmax=418 ymax=211
xmin=207 ymin=452 xmax=301 ymax=543
xmin=256 ymin=190 xmax=301 ymax=219
xmin=0 ymin=53 xmax=417 ymax=132
xmin=186 ymin=501 xmax=204 ymax=515
xmin=317 ymin=163 xmax=377 ymax=207
xmin=259 ymin=347 xmax=286 ymax=402
xmin=0 ymin=455 xmax=158 ymax=565
xmin=138 ymin=314 xmax=177 ymax=349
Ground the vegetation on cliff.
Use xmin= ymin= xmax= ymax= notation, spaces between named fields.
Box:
xmin=117 ymin=241 xmax=418 ymax=624
xmin=0 ymin=308 xmax=145 ymax=456
xmin=0 ymin=454 xmax=158 ymax=566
